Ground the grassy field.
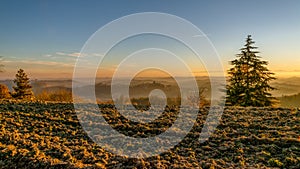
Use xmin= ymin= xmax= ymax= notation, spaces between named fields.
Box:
xmin=0 ymin=101 xmax=299 ymax=168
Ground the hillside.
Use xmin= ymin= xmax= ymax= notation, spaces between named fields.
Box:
xmin=279 ymin=93 xmax=300 ymax=108
xmin=1 ymin=76 xmax=300 ymax=106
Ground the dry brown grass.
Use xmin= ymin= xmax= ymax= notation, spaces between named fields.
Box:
xmin=35 ymin=89 xmax=73 ymax=102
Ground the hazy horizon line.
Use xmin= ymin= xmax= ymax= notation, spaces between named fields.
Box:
xmin=1 ymin=75 xmax=300 ymax=81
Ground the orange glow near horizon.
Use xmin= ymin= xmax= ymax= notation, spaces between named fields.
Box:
xmin=2 ymin=67 xmax=300 ymax=80
xmin=1 ymin=58 xmax=300 ymax=80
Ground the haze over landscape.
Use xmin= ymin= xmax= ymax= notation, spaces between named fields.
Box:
xmin=1 ymin=1 xmax=300 ymax=108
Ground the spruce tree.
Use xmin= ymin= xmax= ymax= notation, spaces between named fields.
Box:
xmin=12 ymin=69 xmax=34 ymax=100
xmin=226 ymin=35 xmax=276 ymax=107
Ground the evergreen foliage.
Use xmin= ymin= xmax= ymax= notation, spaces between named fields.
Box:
xmin=12 ymin=69 xmax=34 ymax=100
xmin=226 ymin=35 xmax=276 ymax=106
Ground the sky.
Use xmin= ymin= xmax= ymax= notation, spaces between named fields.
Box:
xmin=0 ymin=0 xmax=300 ymax=79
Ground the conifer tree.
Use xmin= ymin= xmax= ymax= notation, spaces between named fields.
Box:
xmin=226 ymin=35 xmax=276 ymax=106
xmin=12 ymin=69 xmax=34 ymax=100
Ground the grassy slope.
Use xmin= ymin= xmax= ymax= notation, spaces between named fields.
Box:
xmin=0 ymin=102 xmax=299 ymax=168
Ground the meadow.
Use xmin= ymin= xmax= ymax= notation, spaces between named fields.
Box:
xmin=0 ymin=101 xmax=299 ymax=168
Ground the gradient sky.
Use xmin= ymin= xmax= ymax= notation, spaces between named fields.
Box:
xmin=0 ymin=0 xmax=299 ymax=79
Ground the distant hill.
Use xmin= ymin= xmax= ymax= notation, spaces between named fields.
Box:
xmin=278 ymin=93 xmax=300 ymax=108
xmin=271 ymin=76 xmax=300 ymax=97
xmin=2 ymin=76 xmax=300 ymax=106
xmin=76 ymin=81 xmax=183 ymax=101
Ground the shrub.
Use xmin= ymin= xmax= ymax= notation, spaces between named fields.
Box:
xmin=35 ymin=89 xmax=72 ymax=102
xmin=0 ymin=84 xmax=11 ymax=99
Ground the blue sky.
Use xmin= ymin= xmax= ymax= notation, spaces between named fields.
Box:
xmin=0 ymin=0 xmax=300 ymax=79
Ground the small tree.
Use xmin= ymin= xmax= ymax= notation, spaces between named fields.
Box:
xmin=0 ymin=84 xmax=11 ymax=99
xmin=12 ymin=69 xmax=34 ymax=100
xmin=226 ymin=35 xmax=276 ymax=107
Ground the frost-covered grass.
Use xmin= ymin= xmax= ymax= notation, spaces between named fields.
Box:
xmin=0 ymin=101 xmax=299 ymax=168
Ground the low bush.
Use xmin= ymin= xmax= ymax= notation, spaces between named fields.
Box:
xmin=35 ymin=89 xmax=72 ymax=102
xmin=0 ymin=84 xmax=11 ymax=99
